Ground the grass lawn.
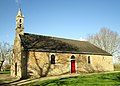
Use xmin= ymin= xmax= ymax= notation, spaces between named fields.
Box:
xmin=23 ymin=72 xmax=120 ymax=86
xmin=0 ymin=70 xmax=17 ymax=83
xmin=0 ymin=70 xmax=10 ymax=74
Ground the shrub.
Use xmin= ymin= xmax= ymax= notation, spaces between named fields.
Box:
xmin=114 ymin=63 xmax=120 ymax=71
xmin=3 ymin=64 xmax=11 ymax=71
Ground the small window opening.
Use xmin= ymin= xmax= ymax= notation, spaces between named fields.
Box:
xmin=88 ymin=56 xmax=91 ymax=64
xmin=20 ymin=19 xmax=22 ymax=23
xmin=71 ymin=55 xmax=75 ymax=59
xmin=51 ymin=55 xmax=55 ymax=64
xmin=15 ymin=63 xmax=17 ymax=76
xmin=103 ymin=57 xmax=105 ymax=60
xmin=19 ymin=24 xmax=22 ymax=27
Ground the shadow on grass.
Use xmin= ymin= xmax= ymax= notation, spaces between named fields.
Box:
xmin=6 ymin=77 xmax=46 ymax=86
xmin=0 ymin=80 xmax=12 ymax=86
xmin=0 ymin=76 xmax=28 ymax=86
xmin=112 ymin=75 xmax=120 ymax=82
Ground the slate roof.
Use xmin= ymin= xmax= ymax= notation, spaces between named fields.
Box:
xmin=20 ymin=33 xmax=112 ymax=56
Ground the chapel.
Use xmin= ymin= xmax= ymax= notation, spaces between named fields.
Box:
xmin=11 ymin=9 xmax=114 ymax=79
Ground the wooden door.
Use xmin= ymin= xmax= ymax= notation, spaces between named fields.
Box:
xmin=71 ymin=60 xmax=76 ymax=73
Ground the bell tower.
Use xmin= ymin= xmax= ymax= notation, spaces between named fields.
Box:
xmin=11 ymin=8 xmax=25 ymax=78
xmin=16 ymin=8 xmax=24 ymax=36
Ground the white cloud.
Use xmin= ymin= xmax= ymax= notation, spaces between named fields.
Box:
xmin=79 ymin=37 xmax=86 ymax=41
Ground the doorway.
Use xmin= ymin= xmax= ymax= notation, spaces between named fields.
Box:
xmin=71 ymin=60 xmax=76 ymax=73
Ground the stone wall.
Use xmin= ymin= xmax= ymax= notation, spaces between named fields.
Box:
xmin=90 ymin=55 xmax=114 ymax=72
xmin=26 ymin=51 xmax=114 ymax=78
xmin=11 ymin=38 xmax=23 ymax=79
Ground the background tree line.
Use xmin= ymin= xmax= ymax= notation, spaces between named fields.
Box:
xmin=0 ymin=42 xmax=12 ymax=71
xmin=87 ymin=28 xmax=120 ymax=62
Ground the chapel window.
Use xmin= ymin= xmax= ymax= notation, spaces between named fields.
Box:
xmin=51 ymin=55 xmax=55 ymax=64
xmin=19 ymin=24 xmax=22 ymax=27
xmin=20 ymin=19 xmax=22 ymax=23
xmin=88 ymin=56 xmax=91 ymax=64
xmin=15 ymin=63 xmax=17 ymax=76
xmin=103 ymin=57 xmax=105 ymax=60
xmin=71 ymin=55 xmax=75 ymax=59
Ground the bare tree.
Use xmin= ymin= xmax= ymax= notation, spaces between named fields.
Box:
xmin=0 ymin=42 xmax=12 ymax=71
xmin=87 ymin=28 xmax=120 ymax=56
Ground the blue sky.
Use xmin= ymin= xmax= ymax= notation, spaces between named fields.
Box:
xmin=0 ymin=0 xmax=120 ymax=45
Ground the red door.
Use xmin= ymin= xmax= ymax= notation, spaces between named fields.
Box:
xmin=71 ymin=60 xmax=76 ymax=73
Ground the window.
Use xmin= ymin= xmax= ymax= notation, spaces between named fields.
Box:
xmin=103 ymin=57 xmax=105 ymax=60
xmin=51 ymin=55 xmax=55 ymax=64
xmin=15 ymin=63 xmax=17 ymax=76
xmin=20 ymin=19 xmax=22 ymax=23
xmin=19 ymin=24 xmax=22 ymax=27
xmin=88 ymin=56 xmax=91 ymax=64
xmin=71 ymin=55 xmax=75 ymax=59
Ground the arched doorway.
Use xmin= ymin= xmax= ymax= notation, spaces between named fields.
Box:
xmin=71 ymin=55 xmax=76 ymax=73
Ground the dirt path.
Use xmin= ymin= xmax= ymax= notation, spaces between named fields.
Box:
xmin=9 ymin=74 xmax=79 ymax=86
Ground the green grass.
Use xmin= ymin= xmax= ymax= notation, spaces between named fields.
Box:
xmin=0 ymin=70 xmax=16 ymax=83
xmin=0 ymin=70 xmax=10 ymax=74
xmin=24 ymin=72 xmax=120 ymax=86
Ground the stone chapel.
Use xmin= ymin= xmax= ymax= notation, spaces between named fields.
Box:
xmin=11 ymin=9 xmax=114 ymax=79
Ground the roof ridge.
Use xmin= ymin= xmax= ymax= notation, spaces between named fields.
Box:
xmin=24 ymin=32 xmax=87 ymax=42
